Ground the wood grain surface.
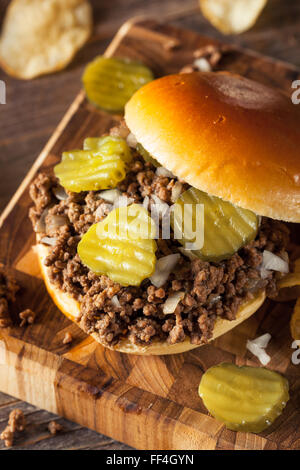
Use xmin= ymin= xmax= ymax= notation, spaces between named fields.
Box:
xmin=1 ymin=0 xmax=300 ymax=451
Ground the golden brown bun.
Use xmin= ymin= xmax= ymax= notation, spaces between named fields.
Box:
xmin=36 ymin=243 xmax=266 ymax=355
xmin=125 ymin=72 xmax=300 ymax=223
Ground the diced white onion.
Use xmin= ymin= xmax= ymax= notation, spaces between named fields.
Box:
xmin=40 ymin=236 xmax=57 ymax=246
xmin=250 ymin=333 xmax=271 ymax=349
xmin=163 ymin=291 xmax=185 ymax=314
xmin=260 ymin=267 xmax=271 ymax=279
xmin=95 ymin=202 xmax=113 ymax=220
xmin=126 ymin=132 xmax=138 ymax=148
xmin=150 ymin=253 xmax=181 ymax=288
xmin=46 ymin=214 xmax=68 ymax=233
xmin=178 ymin=247 xmax=198 ymax=261
xmin=111 ymin=295 xmax=120 ymax=308
xmin=98 ymin=189 xmax=121 ymax=203
xmin=113 ymin=195 xmax=134 ymax=208
xmin=193 ymin=57 xmax=212 ymax=72
xmin=53 ymin=186 xmax=68 ymax=201
xmin=151 ymin=194 xmax=169 ymax=217
xmin=34 ymin=207 xmax=49 ymax=233
xmin=246 ymin=340 xmax=271 ymax=366
xmin=261 ymin=250 xmax=289 ymax=274
xmin=171 ymin=181 xmax=183 ymax=203
xmin=143 ymin=195 xmax=150 ymax=210
xmin=156 ymin=167 xmax=175 ymax=178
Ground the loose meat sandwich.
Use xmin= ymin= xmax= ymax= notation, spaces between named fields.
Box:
xmin=29 ymin=71 xmax=300 ymax=354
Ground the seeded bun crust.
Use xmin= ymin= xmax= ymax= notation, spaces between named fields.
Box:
xmin=125 ymin=72 xmax=300 ymax=223
xmin=36 ymin=243 xmax=266 ymax=355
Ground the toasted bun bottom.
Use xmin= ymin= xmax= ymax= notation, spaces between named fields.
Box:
xmin=36 ymin=243 xmax=266 ymax=355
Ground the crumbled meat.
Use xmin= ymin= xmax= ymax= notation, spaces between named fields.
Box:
xmin=0 ymin=409 xmax=26 ymax=447
xmin=0 ymin=265 xmax=19 ymax=328
xmin=63 ymin=332 xmax=73 ymax=344
xmin=19 ymin=309 xmax=35 ymax=327
xmin=48 ymin=421 xmax=63 ymax=435
xmin=29 ymin=123 xmax=290 ymax=348
xmin=0 ymin=426 xmax=14 ymax=447
xmin=8 ymin=409 xmax=26 ymax=432
xmin=180 ymin=44 xmax=234 ymax=74
xmin=193 ymin=44 xmax=233 ymax=68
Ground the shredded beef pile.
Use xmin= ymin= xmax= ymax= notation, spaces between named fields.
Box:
xmin=29 ymin=126 xmax=290 ymax=347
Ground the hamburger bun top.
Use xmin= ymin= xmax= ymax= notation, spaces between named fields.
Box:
xmin=36 ymin=243 xmax=266 ymax=355
xmin=125 ymin=72 xmax=300 ymax=223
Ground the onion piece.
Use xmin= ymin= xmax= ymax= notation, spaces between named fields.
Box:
xmin=250 ymin=333 xmax=271 ymax=349
xmin=260 ymin=267 xmax=271 ymax=279
xmin=150 ymin=253 xmax=181 ymax=288
xmin=34 ymin=207 xmax=49 ymax=233
xmin=163 ymin=291 xmax=185 ymax=314
xmin=40 ymin=236 xmax=57 ymax=246
xmin=98 ymin=189 xmax=121 ymax=203
xmin=156 ymin=167 xmax=175 ymax=178
xmin=111 ymin=295 xmax=120 ymax=308
xmin=151 ymin=194 xmax=169 ymax=217
xmin=126 ymin=132 xmax=138 ymax=148
xmin=113 ymin=195 xmax=134 ymax=208
xmin=171 ymin=181 xmax=183 ymax=203
xmin=193 ymin=57 xmax=212 ymax=72
xmin=143 ymin=195 xmax=150 ymax=210
xmin=178 ymin=247 xmax=198 ymax=261
xmin=246 ymin=340 xmax=271 ymax=366
xmin=53 ymin=186 xmax=68 ymax=201
xmin=95 ymin=202 xmax=113 ymax=220
xmin=262 ymin=250 xmax=289 ymax=274
xmin=46 ymin=214 xmax=68 ymax=234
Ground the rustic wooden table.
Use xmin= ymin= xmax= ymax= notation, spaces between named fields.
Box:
xmin=0 ymin=0 xmax=299 ymax=451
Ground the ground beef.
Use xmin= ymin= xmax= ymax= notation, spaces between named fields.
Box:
xmin=29 ymin=127 xmax=290 ymax=347
xmin=0 ymin=265 xmax=19 ymax=328
xmin=0 ymin=409 xmax=26 ymax=447
xmin=19 ymin=309 xmax=36 ymax=327
xmin=48 ymin=421 xmax=63 ymax=435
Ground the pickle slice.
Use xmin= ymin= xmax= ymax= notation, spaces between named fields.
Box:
xmin=291 ymin=298 xmax=300 ymax=340
xmin=54 ymin=149 xmax=126 ymax=193
xmin=136 ymin=143 xmax=160 ymax=168
xmin=172 ymin=187 xmax=258 ymax=262
xmin=78 ymin=204 xmax=157 ymax=286
xmin=83 ymin=136 xmax=132 ymax=163
xmin=199 ymin=363 xmax=289 ymax=433
xmin=82 ymin=56 xmax=154 ymax=113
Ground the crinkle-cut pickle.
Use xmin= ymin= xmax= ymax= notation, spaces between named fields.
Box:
xmin=199 ymin=363 xmax=289 ymax=433
xmin=54 ymin=149 xmax=125 ymax=192
xmin=172 ymin=187 xmax=258 ymax=262
xmin=78 ymin=204 xmax=157 ymax=286
xmin=54 ymin=137 xmax=132 ymax=193
xmin=82 ymin=56 xmax=154 ymax=113
xmin=83 ymin=136 xmax=132 ymax=163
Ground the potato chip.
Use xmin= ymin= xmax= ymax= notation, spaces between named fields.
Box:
xmin=0 ymin=0 xmax=92 ymax=79
xmin=291 ymin=298 xmax=300 ymax=340
xmin=199 ymin=0 xmax=267 ymax=35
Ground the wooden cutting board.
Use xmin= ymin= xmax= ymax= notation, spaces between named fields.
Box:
xmin=0 ymin=18 xmax=299 ymax=451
